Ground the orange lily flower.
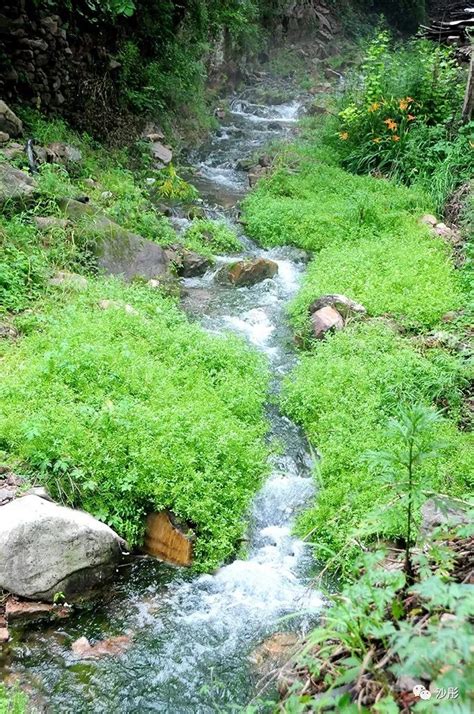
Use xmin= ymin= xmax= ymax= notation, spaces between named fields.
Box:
xmin=368 ymin=102 xmax=381 ymax=112
xmin=392 ymin=135 xmax=400 ymax=142
xmin=384 ymin=118 xmax=398 ymax=131
xmin=339 ymin=131 xmax=349 ymax=140
xmin=407 ymin=114 xmax=415 ymax=121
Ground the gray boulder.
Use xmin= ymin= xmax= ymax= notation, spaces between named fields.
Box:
xmin=0 ymin=164 xmax=36 ymax=207
xmin=0 ymin=101 xmax=23 ymax=137
xmin=59 ymin=198 xmax=170 ymax=281
xmin=0 ymin=495 xmax=125 ymax=601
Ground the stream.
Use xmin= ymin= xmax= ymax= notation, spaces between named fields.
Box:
xmin=4 ymin=81 xmax=324 ymax=713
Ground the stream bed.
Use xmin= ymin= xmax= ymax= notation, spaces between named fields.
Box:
xmin=3 ymin=81 xmax=324 ymax=713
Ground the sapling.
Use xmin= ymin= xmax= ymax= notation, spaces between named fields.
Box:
xmin=366 ymin=404 xmax=443 ymax=580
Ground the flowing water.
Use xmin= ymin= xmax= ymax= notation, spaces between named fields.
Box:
xmin=3 ymin=82 xmax=324 ymax=713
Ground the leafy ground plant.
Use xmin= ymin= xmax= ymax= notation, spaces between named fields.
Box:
xmin=278 ymin=517 xmax=474 ymax=712
xmin=0 ymin=278 xmax=270 ymax=570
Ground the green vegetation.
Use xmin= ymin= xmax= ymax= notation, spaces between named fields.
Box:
xmin=281 ymin=517 xmax=474 ymax=712
xmin=329 ymin=32 xmax=473 ymax=211
xmin=184 ymin=219 xmax=242 ymax=257
xmin=0 ymin=278 xmax=269 ymax=569
xmin=0 ymin=685 xmax=27 ymax=714
xmin=281 ymin=323 xmax=471 ymax=573
xmin=243 ymin=35 xmax=472 ymax=580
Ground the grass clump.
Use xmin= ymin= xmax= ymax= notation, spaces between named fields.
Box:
xmin=281 ymin=321 xmax=472 ymax=574
xmin=184 ymin=219 xmax=242 ymax=257
xmin=0 ymin=279 xmax=269 ymax=570
xmin=0 ymin=685 xmax=28 ymax=714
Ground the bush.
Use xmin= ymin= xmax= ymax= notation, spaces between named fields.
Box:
xmin=327 ymin=32 xmax=472 ymax=209
xmin=0 ymin=685 xmax=28 ymax=714
xmin=0 ymin=279 xmax=269 ymax=570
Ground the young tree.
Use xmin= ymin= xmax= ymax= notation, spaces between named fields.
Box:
xmin=366 ymin=404 xmax=443 ymax=580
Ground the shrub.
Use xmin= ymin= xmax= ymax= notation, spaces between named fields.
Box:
xmin=0 ymin=685 xmax=28 ymax=714
xmin=328 ymin=32 xmax=472 ymax=208
xmin=0 ymin=279 xmax=269 ymax=570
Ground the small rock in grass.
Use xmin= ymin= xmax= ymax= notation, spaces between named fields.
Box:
xmin=311 ymin=306 xmax=344 ymax=339
xmin=434 ymin=222 xmax=453 ymax=238
xmin=34 ymin=216 xmax=69 ymax=231
xmin=49 ymin=271 xmax=88 ymax=290
xmin=420 ymin=214 xmax=438 ymax=227
xmin=396 ymin=675 xmax=423 ymax=692
xmin=0 ymin=131 xmax=9 ymax=144
xmin=0 ymin=323 xmax=19 ymax=339
xmin=98 ymin=299 xmax=138 ymax=316
xmin=147 ymin=279 xmax=161 ymax=289
xmin=309 ymin=293 xmax=366 ymax=319
xmin=0 ymin=101 xmax=23 ymax=137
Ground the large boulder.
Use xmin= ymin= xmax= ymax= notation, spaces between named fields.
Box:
xmin=0 ymin=101 xmax=23 ymax=137
xmin=0 ymin=495 xmax=125 ymax=601
xmin=0 ymin=164 xmax=36 ymax=207
xmin=59 ymin=198 xmax=170 ymax=281
xmin=309 ymin=294 xmax=366 ymax=319
xmin=217 ymin=257 xmax=278 ymax=287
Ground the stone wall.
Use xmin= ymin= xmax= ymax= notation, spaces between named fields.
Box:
xmin=0 ymin=1 xmax=121 ymax=133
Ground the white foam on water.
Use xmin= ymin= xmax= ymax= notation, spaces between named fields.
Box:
xmin=222 ymin=307 xmax=275 ymax=347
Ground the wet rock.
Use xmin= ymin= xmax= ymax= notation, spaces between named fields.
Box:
xmin=268 ymin=121 xmax=282 ymax=130
xmin=49 ymin=270 xmax=88 ymax=290
xmin=250 ymin=632 xmax=299 ymax=676
xmin=0 ymin=101 xmax=23 ymax=137
xmin=0 ymin=627 xmax=9 ymax=644
xmin=0 ymin=164 xmax=36 ymax=207
xmin=167 ymin=245 xmax=212 ymax=278
xmin=0 ymin=495 xmax=125 ymax=601
xmin=5 ymin=599 xmax=70 ymax=624
xmin=150 ymin=142 xmax=172 ymax=165
xmin=143 ymin=511 xmax=193 ymax=566
xmin=306 ymin=103 xmax=328 ymax=116
xmin=34 ymin=216 xmax=69 ymax=231
xmin=248 ymin=165 xmax=269 ymax=187
xmin=311 ymin=306 xmax=344 ymax=339
xmin=218 ymin=258 xmax=278 ymax=287
xmin=421 ymin=497 xmax=470 ymax=536
xmin=181 ymin=287 xmax=213 ymax=314
xmin=309 ymin=294 xmax=366 ymax=319
xmin=142 ymin=123 xmax=164 ymax=141
xmin=0 ymin=131 xmax=9 ymax=143
xmin=71 ymin=634 xmax=131 ymax=659
xmin=58 ymin=198 xmax=170 ymax=281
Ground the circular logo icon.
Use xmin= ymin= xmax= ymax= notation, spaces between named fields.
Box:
xmin=413 ymin=685 xmax=432 ymax=700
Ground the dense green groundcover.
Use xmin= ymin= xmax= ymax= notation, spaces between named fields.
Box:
xmin=244 ymin=145 xmax=472 ymax=575
xmin=0 ymin=279 xmax=269 ymax=570
xmin=281 ymin=322 xmax=472 ymax=572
